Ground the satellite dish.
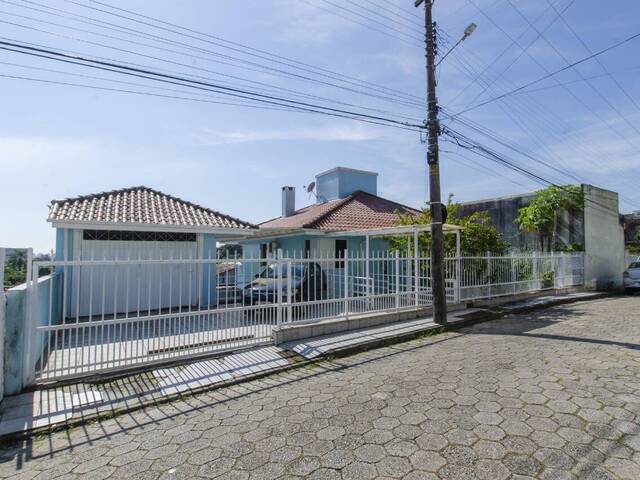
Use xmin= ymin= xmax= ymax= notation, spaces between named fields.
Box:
xmin=306 ymin=182 xmax=316 ymax=193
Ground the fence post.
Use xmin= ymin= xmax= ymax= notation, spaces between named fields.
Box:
xmin=276 ymin=249 xmax=283 ymax=327
xmin=23 ymin=248 xmax=36 ymax=388
xmin=455 ymin=256 xmax=461 ymax=304
xmin=414 ymin=231 xmax=419 ymax=308
xmin=395 ymin=250 xmax=400 ymax=310
xmin=511 ymin=252 xmax=516 ymax=295
xmin=343 ymin=250 xmax=349 ymax=319
xmin=486 ymin=251 xmax=491 ymax=299
xmin=532 ymin=251 xmax=539 ymax=289
xmin=286 ymin=260 xmax=292 ymax=323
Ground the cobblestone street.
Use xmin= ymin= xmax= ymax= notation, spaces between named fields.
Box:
xmin=1 ymin=296 xmax=639 ymax=480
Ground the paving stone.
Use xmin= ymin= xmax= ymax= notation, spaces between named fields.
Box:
xmin=2 ymin=298 xmax=639 ymax=480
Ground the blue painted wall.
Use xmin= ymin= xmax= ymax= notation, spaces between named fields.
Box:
xmin=316 ymin=168 xmax=377 ymax=203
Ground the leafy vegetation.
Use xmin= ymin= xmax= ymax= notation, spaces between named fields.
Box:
xmin=2 ymin=250 xmax=52 ymax=289
xmin=390 ymin=194 xmax=509 ymax=256
xmin=515 ymin=185 xmax=584 ymax=252
xmin=4 ymin=249 xmax=28 ymax=288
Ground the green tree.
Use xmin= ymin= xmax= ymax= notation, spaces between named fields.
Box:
xmin=4 ymin=250 xmax=27 ymax=288
xmin=515 ymin=185 xmax=584 ymax=252
xmin=389 ymin=195 xmax=509 ymax=256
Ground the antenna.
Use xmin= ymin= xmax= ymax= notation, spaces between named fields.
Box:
xmin=305 ymin=181 xmax=317 ymax=198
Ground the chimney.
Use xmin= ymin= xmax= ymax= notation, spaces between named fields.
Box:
xmin=282 ymin=186 xmax=295 ymax=217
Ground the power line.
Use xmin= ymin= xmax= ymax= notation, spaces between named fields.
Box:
xmin=455 ymin=0 xmax=572 ymax=110
xmin=1 ymin=2 xmax=427 ymax=111
xmin=0 ymin=72 xmax=309 ymax=112
xmin=438 ymin=23 xmax=640 ymax=198
xmin=316 ymin=0 xmax=424 ymax=42
xmin=504 ymin=0 xmax=640 ymax=141
xmin=0 ymin=15 xmax=427 ymax=122
xmin=22 ymin=0 xmax=427 ymax=105
xmin=452 ymin=28 xmax=640 ymax=116
xmin=547 ymin=0 xmax=640 ymax=113
xmin=0 ymin=59 xmax=315 ymax=108
xmin=298 ymin=0 xmax=422 ymax=47
xmin=443 ymin=126 xmax=632 ymax=214
xmin=359 ymin=0 xmax=423 ymax=28
xmin=511 ymin=67 xmax=640 ymax=96
xmin=0 ymin=39 xmax=427 ymax=131
xmin=343 ymin=0 xmax=423 ymax=32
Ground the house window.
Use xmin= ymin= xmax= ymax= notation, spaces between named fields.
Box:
xmin=335 ymin=239 xmax=347 ymax=268
xmin=83 ymin=230 xmax=196 ymax=242
xmin=304 ymin=240 xmax=311 ymax=258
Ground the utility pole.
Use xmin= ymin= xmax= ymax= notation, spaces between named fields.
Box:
xmin=416 ymin=0 xmax=447 ymax=325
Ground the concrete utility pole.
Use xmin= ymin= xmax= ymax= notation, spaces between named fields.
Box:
xmin=416 ymin=0 xmax=447 ymax=325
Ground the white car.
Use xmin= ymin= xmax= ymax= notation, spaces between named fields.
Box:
xmin=623 ymin=262 xmax=640 ymax=293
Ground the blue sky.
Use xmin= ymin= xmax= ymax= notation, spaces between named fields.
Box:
xmin=1 ymin=0 xmax=640 ymax=253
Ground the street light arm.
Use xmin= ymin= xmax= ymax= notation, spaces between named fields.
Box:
xmin=435 ymin=23 xmax=477 ymax=67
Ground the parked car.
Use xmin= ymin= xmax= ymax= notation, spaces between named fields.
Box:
xmin=243 ymin=262 xmax=327 ymax=304
xmin=623 ymin=262 xmax=640 ymax=293
xmin=216 ymin=285 xmax=244 ymax=304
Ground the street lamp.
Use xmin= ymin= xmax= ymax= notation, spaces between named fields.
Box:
xmin=436 ymin=23 xmax=477 ymax=67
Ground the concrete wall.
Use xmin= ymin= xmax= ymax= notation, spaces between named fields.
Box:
xmin=456 ymin=192 xmax=584 ymax=251
xmin=457 ymin=184 xmax=624 ymax=290
xmin=3 ymin=273 xmax=62 ymax=395
xmin=583 ymin=185 xmax=625 ymax=290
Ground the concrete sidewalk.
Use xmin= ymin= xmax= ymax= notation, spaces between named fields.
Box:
xmin=0 ymin=290 xmax=608 ymax=439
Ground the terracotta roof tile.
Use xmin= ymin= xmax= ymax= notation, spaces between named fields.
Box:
xmin=260 ymin=191 xmax=420 ymax=231
xmin=48 ymin=186 xmax=256 ymax=229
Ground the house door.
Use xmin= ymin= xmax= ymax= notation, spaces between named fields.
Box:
xmin=71 ymin=234 xmax=200 ymax=318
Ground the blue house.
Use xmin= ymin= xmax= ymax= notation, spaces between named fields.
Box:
xmin=241 ymin=167 xmax=429 ymax=260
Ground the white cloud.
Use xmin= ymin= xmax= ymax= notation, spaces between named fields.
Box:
xmin=271 ymin=0 xmax=355 ymax=44
xmin=194 ymin=124 xmax=385 ymax=145
xmin=0 ymin=137 xmax=98 ymax=170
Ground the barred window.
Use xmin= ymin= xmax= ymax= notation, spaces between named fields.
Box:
xmin=83 ymin=230 xmax=197 ymax=242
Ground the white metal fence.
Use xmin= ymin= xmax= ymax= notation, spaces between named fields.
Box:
xmin=24 ymin=251 xmax=583 ymax=383
xmin=625 ymin=251 xmax=640 ymax=268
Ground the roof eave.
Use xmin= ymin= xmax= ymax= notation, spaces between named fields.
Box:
xmin=48 ymin=219 xmax=257 ymax=236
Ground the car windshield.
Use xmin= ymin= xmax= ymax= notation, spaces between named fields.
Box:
xmin=258 ymin=264 xmax=305 ymax=279
xmin=629 ymin=262 xmax=640 ymax=269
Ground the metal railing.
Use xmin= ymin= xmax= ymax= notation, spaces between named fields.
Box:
xmin=458 ymin=252 xmax=584 ymax=301
xmin=23 ymin=250 xmax=583 ymax=383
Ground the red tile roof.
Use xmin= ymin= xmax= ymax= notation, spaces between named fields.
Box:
xmin=48 ymin=186 xmax=256 ymax=230
xmin=260 ymin=191 xmax=420 ymax=231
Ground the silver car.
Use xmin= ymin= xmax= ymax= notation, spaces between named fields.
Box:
xmin=623 ymin=261 xmax=640 ymax=293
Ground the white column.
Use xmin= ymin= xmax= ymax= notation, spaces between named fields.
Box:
xmin=343 ymin=250 xmax=349 ymax=319
xmin=414 ymin=227 xmax=419 ymax=307
xmin=455 ymin=230 xmax=461 ymax=303
xmin=365 ymin=234 xmax=370 ymax=298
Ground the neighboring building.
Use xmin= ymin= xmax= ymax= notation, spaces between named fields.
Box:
xmin=623 ymin=212 xmax=640 ymax=247
xmin=457 ymin=184 xmax=626 ymax=289
xmin=47 ymin=186 xmax=257 ymax=316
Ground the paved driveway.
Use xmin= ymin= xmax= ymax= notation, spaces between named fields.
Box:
xmin=1 ymin=296 xmax=639 ymax=479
